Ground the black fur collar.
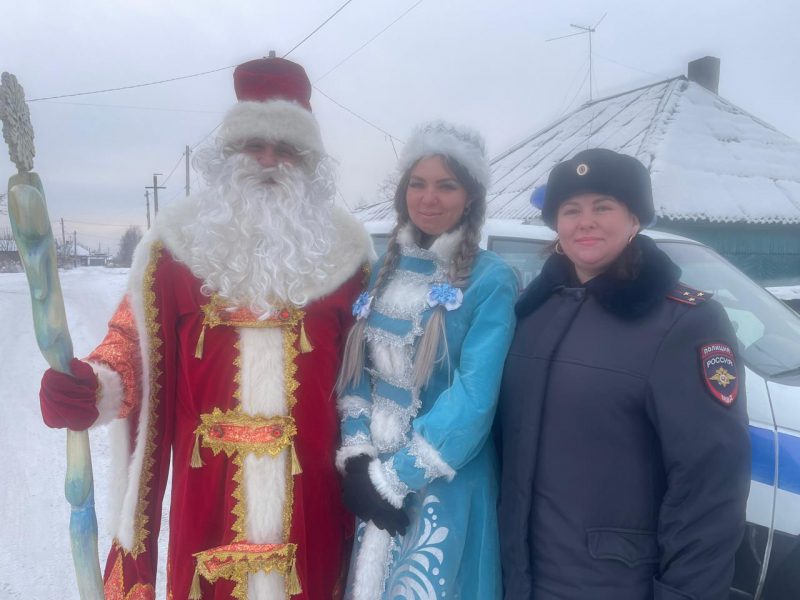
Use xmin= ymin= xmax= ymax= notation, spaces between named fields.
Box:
xmin=515 ymin=235 xmax=681 ymax=320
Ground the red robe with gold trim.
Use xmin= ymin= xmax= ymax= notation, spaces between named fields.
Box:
xmin=87 ymin=205 xmax=372 ymax=600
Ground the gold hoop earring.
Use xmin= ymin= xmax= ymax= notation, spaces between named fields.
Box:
xmin=554 ymin=239 xmax=564 ymax=255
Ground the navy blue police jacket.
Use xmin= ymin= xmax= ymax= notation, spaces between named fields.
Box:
xmin=498 ymin=235 xmax=751 ymax=600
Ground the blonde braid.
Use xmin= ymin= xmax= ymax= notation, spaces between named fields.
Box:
xmin=412 ymin=162 xmax=485 ymax=389
xmin=336 ymin=224 xmax=404 ymax=394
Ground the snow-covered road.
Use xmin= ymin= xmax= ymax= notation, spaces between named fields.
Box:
xmin=0 ymin=267 xmax=168 ymax=599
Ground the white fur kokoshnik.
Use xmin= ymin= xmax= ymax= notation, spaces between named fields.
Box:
xmin=399 ymin=120 xmax=490 ymax=189
xmin=219 ymin=99 xmax=325 ymax=157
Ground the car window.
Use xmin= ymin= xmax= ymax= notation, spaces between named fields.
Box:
xmin=657 ymin=241 xmax=800 ymax=379
xmin=371 ymin=233 xmax=391 ymax=258
xmin=488 ymin=236 xmax=550 ymax=289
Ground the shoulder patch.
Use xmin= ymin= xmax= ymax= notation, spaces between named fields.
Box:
xmin=699 ymin=342 xmax=739 ymax=406
xmin=667 ymin=282 xmax=712 ymax=306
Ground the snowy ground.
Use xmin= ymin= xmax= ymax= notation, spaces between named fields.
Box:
xmin=2 ymin=267 xmax=797 ymax=598
xmin=0 ymin=267 xmax=168 ymax=599
xmin=768 ymin=285 xmax=800 ymax=300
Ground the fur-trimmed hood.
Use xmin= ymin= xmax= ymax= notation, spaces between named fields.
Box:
xmin=515 ymin=234 xmax=681 ymax=320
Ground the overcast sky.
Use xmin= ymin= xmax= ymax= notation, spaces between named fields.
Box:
xmin=2 ymin=0 xmax=798 ymax=251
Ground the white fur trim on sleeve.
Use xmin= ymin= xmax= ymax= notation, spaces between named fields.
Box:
xmin=409 ymin=432 xmax=456 ymax=482
xmin=368 ymin=458 xmax=409 ymax=509
xmin=336 ymin=430 xmax=377 ymax=474
xmin=337 ymin=394 xmax=372 ymax=420
xmin=87 ymin=361 xmax=124 ymax=426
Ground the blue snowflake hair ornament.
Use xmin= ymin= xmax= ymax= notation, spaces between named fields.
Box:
xmin=530 ymin=184 xmax=547 ymax=210
xmin=352 ymin=292 xmax=374 ymax=320
xmin=427 ymin=283 xmax=463 ymax=311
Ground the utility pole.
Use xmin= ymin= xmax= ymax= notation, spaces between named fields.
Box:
xmin=185 ymin=145 xmax=191 ymax=197
xmin=73 ymin=230 xmax=77 ymax=268
xmin=145 ymin=173 xmax=165 ymax=217
xmin=144 ymin=189 xmax=151 ymax=229
xmin=60 ymin=217 xmax=66 ymax=261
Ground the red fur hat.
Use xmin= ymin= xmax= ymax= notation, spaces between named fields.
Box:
xmin=220 ymin=56 xmax=324 ymax=156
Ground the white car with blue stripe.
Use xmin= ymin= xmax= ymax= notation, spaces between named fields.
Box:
xmin=365 ymin=219 xmax=800 ymax=600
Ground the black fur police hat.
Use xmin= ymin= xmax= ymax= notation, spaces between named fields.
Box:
xmin=541 ymin=148 xmax=655 ymax=229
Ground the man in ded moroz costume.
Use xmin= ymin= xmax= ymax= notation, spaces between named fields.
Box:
xmin=38 ymin=56 xmax=373 ymax=600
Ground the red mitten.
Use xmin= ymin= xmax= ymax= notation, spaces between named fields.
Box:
xmin=40 ymin=358 xmax=100 ymax=430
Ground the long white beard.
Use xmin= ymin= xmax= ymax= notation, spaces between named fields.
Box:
xmin=177 ymin=154 xmax=336 ymax=315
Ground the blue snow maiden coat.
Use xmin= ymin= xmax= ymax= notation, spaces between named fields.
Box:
xmin=337 ymin=224 xmax=518 ymax=600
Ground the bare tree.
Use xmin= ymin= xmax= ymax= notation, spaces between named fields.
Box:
xmin=0 ymin=226 xmax=15 ymax=251
xmin=0 ymin=192 xmax=6 ymax=215
xmin=114 ymin=225 xmax=143 ymax=267
xmin=376 ymin=171 xmax=400 ymax=204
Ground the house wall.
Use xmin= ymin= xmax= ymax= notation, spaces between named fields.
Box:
xmin=656 ymin=220 xmax=800 ymax=286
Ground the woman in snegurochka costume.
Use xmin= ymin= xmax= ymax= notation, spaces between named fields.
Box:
xmin=335 ymin=122 xmax=518 ymax=599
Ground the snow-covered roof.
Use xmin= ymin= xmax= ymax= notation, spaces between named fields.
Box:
xmin=488 ymin=77 xmax=800 ymax=224
xmin=355 ymin=77 xmax=800 ymax=224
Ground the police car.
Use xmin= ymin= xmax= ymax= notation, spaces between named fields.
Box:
xmin=365 ymin=219 xmax=800 ymax=600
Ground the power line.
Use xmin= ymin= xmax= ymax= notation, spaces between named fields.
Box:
xmin=28 ymin=65 xmax=235 ymax=102
xmin=284 ymin=0 xmax=355 ymax=57
xmin=27 ymin=0 xmax=356 ymax=102
xmin=192 ymin=122 xmax=222 ymax=149
xmin=553 ymin=57 xmax=590 ymax=118
xmin=37 ymin=100 xmax=221 ymax=114
xmin=159 ymin=121 xmax=222 ymax=194
xmin=315 ymin=0 xmax=425 ymax=83
xmin=593 ymin=53 xmax=661 ymax=78
xmin=160 ymin=152 xmax=186 ymax=187
xmin=313 ymin=85 xmax=402 ymax=142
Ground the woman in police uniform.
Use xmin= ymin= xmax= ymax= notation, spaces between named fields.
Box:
xmin=498 ymin=148 xmax=751 ymax=600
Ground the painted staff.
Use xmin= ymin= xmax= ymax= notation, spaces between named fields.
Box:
xmin=1 ymin=72 xmax=105 ymax=599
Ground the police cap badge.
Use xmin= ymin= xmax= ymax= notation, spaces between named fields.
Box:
xmin=541 ymin=148 xmax=655 ymax=229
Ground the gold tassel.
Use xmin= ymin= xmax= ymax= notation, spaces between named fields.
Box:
xmin=291 ymin=444 xmax=303 ymax=475
xmin=298 ymin=320 xmax=313 ymax=353
xmin=191 ymin=431 xmax=204 ymax=468
xmin=189 ymin=568 xmax=203 ymax=600
xmin=194 ymin=325 xmax=206 ymax=359
xmin=287 ymin=559 xmax=302 ymax=595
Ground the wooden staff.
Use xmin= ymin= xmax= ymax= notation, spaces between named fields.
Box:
xmin=1 ymin=72 xmax=104 ymax=599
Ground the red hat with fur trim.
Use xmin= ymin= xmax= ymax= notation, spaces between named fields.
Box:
xmin=220 ymin=55 xmax=324 ymax=157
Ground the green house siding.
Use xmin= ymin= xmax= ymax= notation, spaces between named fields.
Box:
xmin=655 ymin=220 xmax=800 ymax=286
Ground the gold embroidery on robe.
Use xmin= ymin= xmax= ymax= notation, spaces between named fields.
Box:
xmin=104 ymin=553 xmax=155 ymax=600
xmin=192 ymin=542 xmax=300 ymax=600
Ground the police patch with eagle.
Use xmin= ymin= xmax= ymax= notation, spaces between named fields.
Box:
xmin=699 ymin=342 xmax=739 ymax=406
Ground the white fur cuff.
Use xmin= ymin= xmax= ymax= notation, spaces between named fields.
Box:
xmin=368 ymin=458 xmax=409 ymax=509
xmin=409 ymin=432 xmax=456 ymax=482
xmin=88 ymin=361 xmax=125 ymax=426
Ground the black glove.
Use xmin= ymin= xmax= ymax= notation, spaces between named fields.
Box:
xmin=371 ymin=501 xmax=410 ymax=537
xmin=342 ymin=455 xmax=409 ymax=536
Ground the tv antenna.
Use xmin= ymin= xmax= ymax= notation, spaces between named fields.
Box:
xmin=547 ymin=13 xmax=606 ymax=102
